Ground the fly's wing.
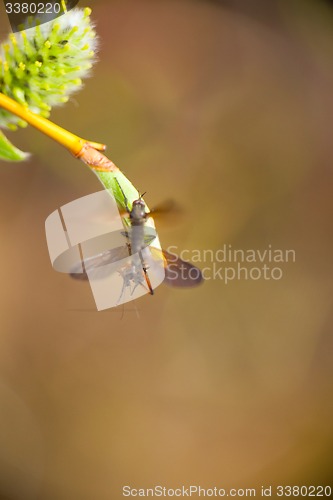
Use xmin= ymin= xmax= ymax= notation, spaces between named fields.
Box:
xmin=146 ymin=200 xmax=184 ymax=229
xmin=70 ymin=223 xmax=157 ymax=281
xmin=149 ymin=248 xmax=203 ymax=287
xmin=71 ymin=244 xmax=203 ymax=288
xmin=70 ymin=246 xmax=129 ymax=280
xmin=143 ymin=231 xmax=157 ymax=246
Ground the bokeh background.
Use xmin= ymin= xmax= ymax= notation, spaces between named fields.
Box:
xmin=0 ymin=0 xmax=333 ymax=498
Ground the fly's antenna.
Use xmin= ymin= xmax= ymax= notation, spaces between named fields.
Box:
xmin=115 ymin=178 xmax=130 ymax=213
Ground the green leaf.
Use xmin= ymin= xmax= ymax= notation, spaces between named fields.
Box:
xmin=0 ymin=130 xmax=29 ymax=161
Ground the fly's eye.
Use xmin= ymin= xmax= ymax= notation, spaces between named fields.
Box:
xmin=133 ymin=200 xmax=143 ymax=207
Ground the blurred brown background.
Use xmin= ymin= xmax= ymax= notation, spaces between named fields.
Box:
xmin=0 ymin=0 xmax=333 ymax=498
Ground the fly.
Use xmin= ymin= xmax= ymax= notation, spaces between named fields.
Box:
xmin=116 ymin=179 xmax=155 ymax=296
xmin=70 ymin=183 xmax=203 ymax=305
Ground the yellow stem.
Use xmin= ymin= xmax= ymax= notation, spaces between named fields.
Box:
xmin=0 ymin=92 xmax=119 ymax=171
xmin=0 ymin=92 xmax=106 ymax=156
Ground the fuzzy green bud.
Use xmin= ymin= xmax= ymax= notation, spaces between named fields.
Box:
xmin=0 ymin=7 xmax=98 ymax=129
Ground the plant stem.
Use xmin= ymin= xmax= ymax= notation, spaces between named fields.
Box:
xmin=0 ymin=91 xmax=146 ymax=210
xmin=0 ymin=92 xmax=108 ymax=162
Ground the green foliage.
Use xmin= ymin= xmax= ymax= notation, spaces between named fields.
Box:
xmin=94 ymin=169 xmax=150 ymax=215
xmin=0 ymin=130 xmax=29 ymax=161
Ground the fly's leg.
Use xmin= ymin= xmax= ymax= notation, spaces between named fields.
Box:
xmin=131 ymin=281 xmax=147 ymax=296
xmin=138 ymin=250 xmax=154 ymax=295
xmin=116 ymin=271 xmax=130 ymax=306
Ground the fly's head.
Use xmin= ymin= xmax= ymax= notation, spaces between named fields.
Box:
xmin=130 ymin=198 xmax=147 ymax=221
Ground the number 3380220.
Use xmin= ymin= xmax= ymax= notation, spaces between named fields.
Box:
xmin=5 ymin=3 xmax=61 ymax=14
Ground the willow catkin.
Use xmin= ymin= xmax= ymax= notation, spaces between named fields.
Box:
xmin=0 ymin=7 xmax=98 ymax=130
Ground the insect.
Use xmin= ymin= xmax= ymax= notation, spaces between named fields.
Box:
xmin=70 ymin=182 xmax=203 ymax=306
